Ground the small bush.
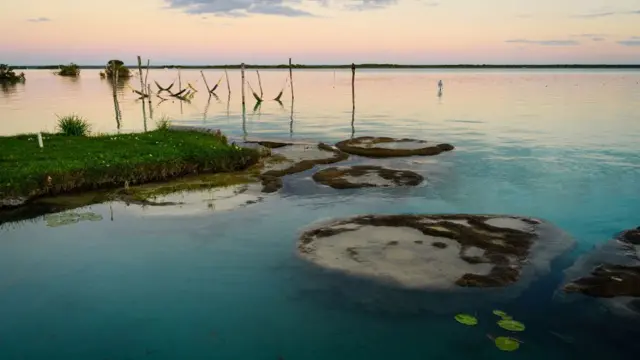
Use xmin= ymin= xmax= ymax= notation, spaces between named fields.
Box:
xmin=57 ymin=63 xmax=80 ymax=77
xmin=56 ymin=114 xmax=91 ymax=136
xmin=156 ymin=116 xmax=172 ymax=131
xmin=0 ymin=64 xmax=26 ymax=84
xmin=105 ymin=59 xmax=131 ymax=79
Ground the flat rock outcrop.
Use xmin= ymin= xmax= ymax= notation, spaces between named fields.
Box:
xmin=298 ymin=214 xmax=574 ymax=290
xmin=335 ymin=136 xmax=454 ymax=158
xmin=312 ymin=165 xmax=424 ymax=189
xmin=562 ymin=226 xmax=640 ymax=315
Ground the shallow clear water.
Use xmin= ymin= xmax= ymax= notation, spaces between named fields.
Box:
xmin=1 ymin=69 xmax=640 ymax=359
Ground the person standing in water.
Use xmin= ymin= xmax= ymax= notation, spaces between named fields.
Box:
xmin=438 ymin=80 xmax=443 ymax=91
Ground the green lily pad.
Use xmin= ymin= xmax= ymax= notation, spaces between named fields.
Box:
xmin=454 ymin=314 xmax=478 ymax=326
xmin=492 ymin=310 xmax=508 ymax=317
xmin=495 ymin=336 xmax=520 ymax=351
xmin=497 ymin=319 xmax=525 ymax=332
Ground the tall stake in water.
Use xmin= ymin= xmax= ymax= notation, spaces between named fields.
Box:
xmin=241 ymin=63 xmax=246 ymax=106
xmin=225 ymin=68 xmax=231 ymax=95
xmin=289 ymin=58 xmax=294 ymax=101
xmin=256 ymin=70 xmax=264 ymax=99
xmin=136 ymin=56 xmax=148 ymax=131
xmin=111 ymin=62 xmax=122 ymax=130
xmin=351 ymin=63 xmax=356 ymax=138
xmin=147 ymin=84 xmax=153 ymax=120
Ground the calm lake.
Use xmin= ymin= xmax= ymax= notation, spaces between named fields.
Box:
xmin=1 ymin=69 xmax=640 ymax=359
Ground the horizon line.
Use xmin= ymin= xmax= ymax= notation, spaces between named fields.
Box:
xmin=9 ymin=63 xmax=640 ymax=69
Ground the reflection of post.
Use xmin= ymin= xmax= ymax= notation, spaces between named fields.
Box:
xmin=351 ymin=63 xmax=356 ymax=138
xmin=289 ymin=97 xmax=294 ymax=137
xmin=203 ymin=94 xmax=212 ymax=123
xmin=242 ymin=103 xmax=247 ymax=140
xmin=241 ymin=63 xmax=246 ymax=107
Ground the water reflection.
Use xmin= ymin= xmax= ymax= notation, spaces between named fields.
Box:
xmin=0 ymin=82 xmax=19 ymax=95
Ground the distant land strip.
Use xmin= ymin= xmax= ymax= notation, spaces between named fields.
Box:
xmin=11 ymin=64 xmax=640 ymax=70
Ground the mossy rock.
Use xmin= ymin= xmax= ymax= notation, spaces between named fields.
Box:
xmin=312 ymin=165 xmax=424 ymax=189
xmin=563 ymin=226 xmax=640 ymax=301
xmin=298 ymin=214 xmax=573 ymax=289
xmin=335 ymin=136 xmax=454 ymax=158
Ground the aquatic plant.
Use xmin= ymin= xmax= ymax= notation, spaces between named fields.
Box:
xmin=247 ymin=81 xmax=262 ymax=102
xmin=45 ymin=211 xmax=102 ymax=227
xmin=497 ymin=319 xmax=525 ymax=332
xmin=105 ymin=59 xmax=131 ymax=79
xmin=56 ymin=114 xmax=91 ymax=136
xmin=454 ymin=314 xmax=478 ymax=326
xmin=494 ymin=336 xmax=520 ymax=351
xmin=156 ymin=115 xmax=171 ymax=131
xmin=56 ymin=63 xmax=80 ymax=77
xmin=0 ymin=64 xmax=26 ymax=84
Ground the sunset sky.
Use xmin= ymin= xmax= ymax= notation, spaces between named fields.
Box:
xmin=2 ymin=0 xmax=639 ymax=65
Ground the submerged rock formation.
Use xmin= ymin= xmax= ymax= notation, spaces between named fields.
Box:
xmin=256 ymin=143 xmax=349 ymax=193
xmin=298 ymin=214 xmax=574 ymax=290
xmin=312 ymin=165 xmax=424 ymax=189
xmin=335 ymin=136 xmax=454 ymax=158
xmin=562 ymin=226 xmax=640 ymax=315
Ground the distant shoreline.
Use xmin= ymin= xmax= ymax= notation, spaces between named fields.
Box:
xmin=11 ymin=64 xmax=640 ymax=70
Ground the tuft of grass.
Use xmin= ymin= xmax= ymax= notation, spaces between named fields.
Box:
xmin=156 ymin=115 xmax=172 ymax=131
xmin=0 ymin=129 xmax=260 ymax=201
xmin=56 ymin=114 xmax=91 ymax=136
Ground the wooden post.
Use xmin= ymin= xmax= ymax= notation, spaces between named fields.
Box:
xmin=256 ymin=70 xmax=263 ymax=99
xmin=225 ymin=68 xmax=231 ymax=95
xmin=144 ymin=59 xmax=150 ymax=91
xmin=289 ymin=58 xmax=294 ymax=101
xmin=137 ymin=56 xmax=148 ymax=127
xmin=147 ymin=84 xmax=153 ymax=119
xmin=37 ymin=132 xmax=43 ymax=148
xmin=351 ymin=63 xmax=356 ymax=138
xmin=241 ymin=63 xmax=246 ymax=106
xmin=200 ymin=71 xmax=211 ymax=93
xmin=178 ymin=67 xmax=182 ymax=91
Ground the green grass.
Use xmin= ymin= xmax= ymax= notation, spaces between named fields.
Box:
xmin=56 ymin=114 xmax=91 ymax=136
xmin=0 ymin=129 xmax=260 ymax=200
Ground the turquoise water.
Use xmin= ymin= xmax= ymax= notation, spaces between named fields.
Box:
xmin=1 ymin=70 xmax=640 ymax=359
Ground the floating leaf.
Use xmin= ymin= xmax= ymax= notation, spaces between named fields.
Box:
xmin=495 ymin=336 xmax=520 ymax=351
xmin=497 ymin=319 xmax=525 ymax=332
xmin=454 ymin=314 xmax=478 ymax=326
xmin=493 ymin=310 xmax=508 ymax=317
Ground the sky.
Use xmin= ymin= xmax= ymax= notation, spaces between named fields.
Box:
xmin=2 ymin=0 xmax=640 ymax=65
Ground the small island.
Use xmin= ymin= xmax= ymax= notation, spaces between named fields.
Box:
xmin=0 ymin=126 xmax=261 ymax=209
xmin=312 ymin=165 xmax=424 ymax=189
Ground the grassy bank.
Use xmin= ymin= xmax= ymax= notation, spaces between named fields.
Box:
xmin=0 ymin=129 xmax=260 ymax=203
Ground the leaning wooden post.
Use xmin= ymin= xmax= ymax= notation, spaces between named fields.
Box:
xmin=225 ymin=68 xmax=231 ymax=95
xmin=241 ymin=63 xmax=246 ymax=106
xmin=256 ymin=70 xmax=263 ymax=99
xmin=177 ymin=66 xmax=182 ymax=91
xmin=200 ymin=70 xmax=211 ymax=93
xmin=289 ymin=58 xmax=294 ymax=101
